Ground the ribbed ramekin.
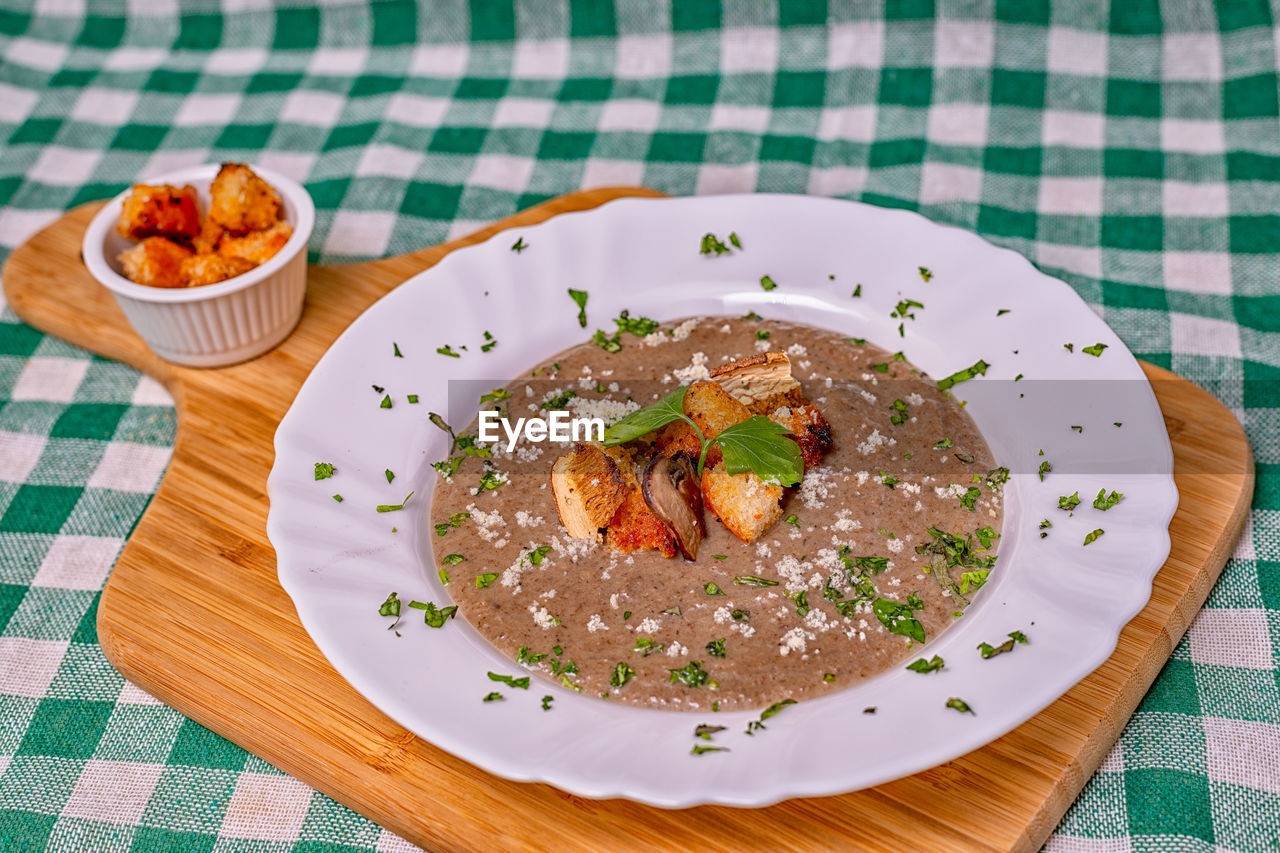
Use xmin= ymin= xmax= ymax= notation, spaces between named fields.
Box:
xmin=81 ymin=163 xmax=315 ymax=368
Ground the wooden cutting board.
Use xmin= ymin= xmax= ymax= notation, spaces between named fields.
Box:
xmin=3 ymin=188 xmax=1253 ymax=853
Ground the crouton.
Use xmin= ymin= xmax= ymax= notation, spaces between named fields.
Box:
xmin=701 ymin=462 xmax=785 ymax=544
xmin=768 ymin=404 xmax=834 ymax=469
xmin=605 ymin=488 xmax=677 ymax=558
xmin=117 ymin=236 xmax=193 ymax=289
xmin=117 ymin=184 xmax=200 ymax=242
xmin=652 ymin=419 xmax=702 ymax=459
xmin=710 ymin=352 xmax=805 ymax=414
xmin=683 ymin=380 xmax=751 ymax=439
xmin=180 ymin=253 xmax=257 ymax=288
xmin=208 ymin=163 xmax=282 ymax=234
xmin=551 ymin=443 xmax=633 ymax=540
xmin=191 ymin=216 xmax=226 ymax=254
xmin=217 ymin=220 xmax=293 ymax=266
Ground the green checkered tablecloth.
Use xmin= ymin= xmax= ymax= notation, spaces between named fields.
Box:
xmin=1 ymin=2 xmax=1277 ymax=850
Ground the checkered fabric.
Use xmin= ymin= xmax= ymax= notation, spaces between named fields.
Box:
xmin=0 ymin=2 xmax=1277 ymax=851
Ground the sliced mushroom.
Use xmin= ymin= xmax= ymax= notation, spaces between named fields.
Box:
xmin=550 ymin=443 xmax=632 ymax=540
xmin=641 ymin=453 xmax=705 ymax=560
xmin=709 ymin=352 xmax=802 ymax=411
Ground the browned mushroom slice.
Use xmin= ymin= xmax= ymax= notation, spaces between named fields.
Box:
xmin=709 ymin=352 xmax=804 ymax=414
xmin=550 ymin=443 xmax=632 ymax=540
xmin=641 ymin=453 xmax=705 ymax=560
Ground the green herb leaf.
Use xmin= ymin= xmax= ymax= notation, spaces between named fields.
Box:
xmin=713 ymin=415 xmax=805 ymax=487
xmin=602 ymin=386 xmax=690 ymax=446
xmin=906 ymin=655 xmax=944 ymax=673
xmin=1038 ymin=460 xmax=1051 ymax=481
xmin=759 ymin=274 xmax=778 ymax=291
xmin=729 ymin=232 xmax=742 ymax=249
xmin=1093 ymin=489 xmax=1123 ymax=511
xmin=378 ymin=592 xmax=400 ymax=618
xmin=1082 ymin=342 xmax=1108 ymax=357
xmin=703 ymin=582 xmax=724 ymax=595
xmin=609 ymin=662 xmax=636 ymax=688
xmin=1058 ymin=491 xmax=1081 ymax=511
xmin=852 ymin=284 xmax=863 ymax=298
xmin=436 ymin=345 xmax=460 ymax=358
xmin=433 ymin=511 xmax=470 ymax=536
xmin=332 ymin=494 xmax=343 ymax=502
xmin=1083 ymin=528 xmax=1104 ymax=546
xmin=933 ymin=438 xmax=953 ymax=450
xmin=706 ymin=638 xmax=726 ymax=658
xmin=407 ymin=394 xmax=419 ymax=404
xmin=314 ymin=462 xmax=336 ymax=480
xmin=385 ymin=469 xmax=395 ymax=484
xmin=872 ymin=597 xmax=926 ymax=643
xmin=407 ymin=600 xmax=457 ymax=628
xmin=946 ymin=697 xmax=973 ymax=714
xmin=695 ymin=723 xmax=726 ymax=740
xmin=613 ymin=309 xmax=659 ymax=337
xmin=937 ymin=359 xmax=990 ymax=391
xmin=376 ymin=491 xmax=414 ymax=513
xmin=511 ymin=237 xmax=528 ymax=253
xmin=691 ymin=745 xmax=729 ymax=755
xmin=437 ymin=568 xmax=450 ymax=585
xmin=669 ymin=661 xmax=712 ymax=688
xmin=733 ymin=575 xmax=779 ymax=587
xmin=541 ymin=695 xmax=554 ymax=711
xmin=483 ymin=691 xmax=504 ymax=702
xmin=442 ymin=553 xmax=465 ymax=566
xmin=918 ymin=266 xmax=933 ymax=282
xmin=474 ymin=572 xmax=498 ymax=588
xmin=700 ymin=233 xmax=732 ymax=256
xmin=959 ymin=569 xmax=989 ymax=593
xmin=633 ymin=637 xmax=665 ymax=657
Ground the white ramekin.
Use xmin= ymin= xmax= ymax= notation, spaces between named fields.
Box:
xmin=82 ymin=163 xmax=315 ymax=368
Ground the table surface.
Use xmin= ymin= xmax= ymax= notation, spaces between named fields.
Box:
xmin=0 ymin=4 xmax=1277 ymax=852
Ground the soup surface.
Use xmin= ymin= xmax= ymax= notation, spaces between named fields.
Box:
xmin=429 ymin=315 xmax=1003 ymax=712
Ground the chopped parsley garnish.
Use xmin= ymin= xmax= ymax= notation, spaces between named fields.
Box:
xmin=314 ymin=462 xmax=335 ymax=480
xmin=1064 ymin=343 xmax=1075 ymax=353
xmin=734 ymin=575 xmax=778 ymax=587
xmin=937 ymin=359 xmax=990 ymax=391
xmin=848 ymin=337 xmax=867 ymax=346
xmin=712 ymin=554 xmax=728 ymax=560
xmin=759 ymin=274 xmax=778 ymax=291
xmin=703 ymin=582 xmax=724 ymax=595
xmin=517 ymin=646 xmax=546 ymax=665
xmin=432 ymin=456 xmax=464 ymax=479
xmin=609 ymin=662 xmax=636 ymax=688
xmin=852 ymin=284 xmax=862 ymax=298
xmin=479 ymin=388 xmax=511 ymax=404
xmin=1083 ymin=528 xmax=1105 ymax=546
xmin=376 ymin=491 xmax=414 ymax=513
xmin=633 ymin=637 xmax=665 ymax=656
xmin=511 ymin=237 xmax=528 ymax=253
xmin=392 ymin=342 xmax=403 ymax=358
xmin=729 ymin=231 xmax=742 ymax=249
xmin=437 ymin=344 xmax=461 ymax=358
xmin=872 ymin=596 xmax=926 ymax=643
xmin=706 ymin=638 xmax=727 ymax=658
xmin=669 ymin=661 xmax=714 ymax=688
xmin=788 ymin=590 xmax=809 ymax=617
xmin=379 ymin=394 xmax=392 ymax=409
xmin=541 ymin=695 xmax=553 ymax=710
xmin=756 ymin=329 xmax=771 ymax=340
xmin=407 ymin=394 xmax=419 ymax=403
xmin=474 ymin=468 xmax=506 ymax=494
xmin=934 ymin=438 xmax=953 ymax=450
xmin=997 ymin=308 xmax=1011 ymax=316
xmin=984 ymin=466 xmax=1010 ymax=491
xmin=823 ymin=673 xmax=836 ymax=682
xmin=1038 ymin=460 xmax=1051 ymax=481
xmin=691 ymin=745 xmax=729 ymax=755
xmin=784 ymin=514 xmax=799 ymax=526
xmin=613 ymin=309 xmax=659 ymax=337
xmin=742 ymin=311 xmax=763 ymax=321
xmin=978 ymin=630 xmax=1028 ymax=659
xmin=1039 ymin=518 xmax=1052 ymax=538
xmin=541 ymin=389 xmax=578 ymax=410
xmin=407 ymin=600 xmax=457 ymax=628
xmin=891 ymin=298 xmax=924 ymax=323
xmin=959 ymin=569 xmax=989 ymax=593
xmin=699 ymin=233 xmax=732 ymax=256
xmin=872 ymin=362 xmax=890 ymax=373
xmin=890 ymin=398 xmax=908 ymax=425
xmin=730 ymin=609 xmax=750 ymax=621
xmin=1009 ymin=630 xmax=1028 ymax=644
xmin=662 ymin=605 xmax=682 ymax=616
xmin=442 ymin=553 xmax=465 ymax=566
xmin=906 ymin=655 xmax=944 ymax=673
xmin=1082 ymin=342 xmax=1108 ymax=357
xmin=1114 ymin=422 xmax=1123 ymax=427
xmin=1071 ymin=425 xmax=1083 ymax=433
xmin=527 ymin=545 xmax=552 ymax=565
xmin=946 ymin=697 xmax=973 ymax=714
xmin=332 ymin=494 xmax=343 ymax=502
xmin=880 ymin=473 xmax=899 ymax=489
xmin=567 ymin=288 xmax=588 ymax=327
xmin=378 ymin=591 xmax=400 ymax=618
xmin=488 ymin=672 xmax=530 ymax=689
xmin=974 ymin=526 xmax=997 ymax=548
xmin=481 ymin=331 xmax=497 ymax=353
xmin=954 ymin=451 xmax=975 ymax=464
xmin=918 ymin=266 xmax=933 ymax=282
xmin=385 ymin=469 xmax=395 ymax=483
xmin=483 ymin=692 xmax=503 ymax=702
xmin=745 ymin=698 xmax=796 ymax=735
xmin=474 ymin=572 xmax=498 ymax=588
xmin=959 ymin=486 xmax=982 ymax=511
xmin=1058 ymin=491 xmax=1081 ymax=511
xmin=1093 ymin=489 xmax=1124 ymax=510
xmin=695 ymin=723 xmax=726 ymax=740
xmin=590 ymin=329 xmax=622 ymax=353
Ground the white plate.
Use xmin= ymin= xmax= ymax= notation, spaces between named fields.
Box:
xmin=267 ymin=195 xmax=1177 ymax=808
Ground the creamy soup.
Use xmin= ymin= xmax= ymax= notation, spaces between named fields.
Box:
xmin=429 ymin=316 xmax=1002 ymax=712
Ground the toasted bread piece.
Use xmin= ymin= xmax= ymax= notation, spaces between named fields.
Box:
xmin=117 ymin=236 xmax=193 ymax=288
xmin=117 ymin=184 xmax=201 ymax=242
xmin=605 ymin=488 xmax=677 ymax=557
xmin=218 ymin=220 xmax=293 ymax=265
xmin=710 ymin=352 xmax=805 ymax=414
xmin=701 ymin=462 xmax=785 ymax=544
xmin=767 ymin=404 xmax=834 ymax=469
xmin=191 ymin=216 xmax=226 ymax=254
xmin=652 ymin=419 xmax=702 ymax=458
xmin=209 ymin=163 xmax=282 ymax=234
xmin=551 ymin=443 xmax=632 ymax=540
xmin=180 ymin=253 xmax=257 ymax=287
xmin=683 ymin=380 xmax=751 ymax=439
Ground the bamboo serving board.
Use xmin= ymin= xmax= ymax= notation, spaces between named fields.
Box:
xmin=3 ymin=188 xmax=1253 ymax=853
